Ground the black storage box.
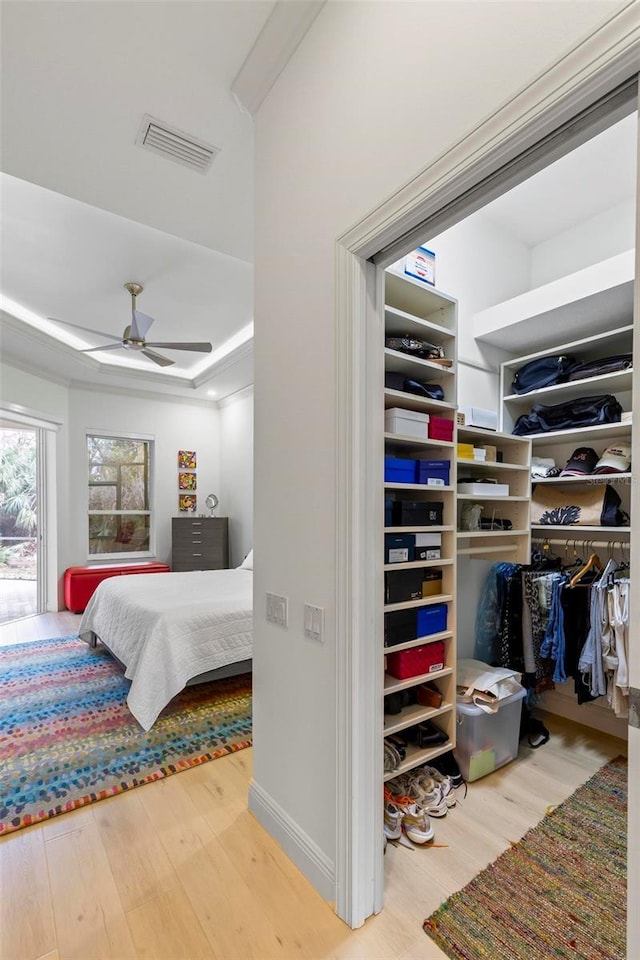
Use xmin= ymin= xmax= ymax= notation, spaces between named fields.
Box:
xmin=384 ymin=533 xmax=414 ymax=564
xmin=384 ymin=371 xmax=406 ymax=391
xmin=385 ymin=568 xmax=425 ymax=604
xmin=391 ymin=500 xmax=443 ymax=526
xmin=384 ymin=608 xmax=418 ymax=647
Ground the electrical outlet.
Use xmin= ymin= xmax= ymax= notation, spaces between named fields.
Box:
xmin=266 ymin=592 xmax=288 ymax=628
xmin=304 ymin=603 xmax=324 ymax=642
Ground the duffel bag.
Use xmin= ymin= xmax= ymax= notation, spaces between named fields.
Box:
xmin=531 ymin=482 xmax=628 ymax=527
xmin=513 ymin=394 xmax=622 ymax=436
xmin=511 ymin=355 xmax=575 ymax=394
xmin=566 ymin=354 xmax=632 ymax=381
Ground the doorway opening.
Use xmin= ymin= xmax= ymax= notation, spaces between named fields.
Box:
xmin=0 ymin=420 xmax=43 ymax=625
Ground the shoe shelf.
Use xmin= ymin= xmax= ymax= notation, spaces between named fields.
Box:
xmin=383 ymin=740 xmax=455 ymax=783
xmin=532 ymin=473 xmax=633 ymax=484
xmin=384 ymin=700 xmax=454 ymax=737
xmin=523 ymin=421 xmax=632 ymax=446
xmin=383 ymin=269 xmax=459 ymax=798
xmin=531 ymin=523 xmax=631 ymax=535
xmin=503 ymin=368 xmax=633 ymax=407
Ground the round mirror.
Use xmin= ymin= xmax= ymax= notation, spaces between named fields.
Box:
xmin=205 ymin=493 xmax=219 ymax=516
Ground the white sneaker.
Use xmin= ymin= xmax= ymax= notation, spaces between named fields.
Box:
xmin=383 ymin=798 xmax=404 ymax=841
xmin=421 ymin=765 xmax=457 ymax=808
xmin=401 ymin=803 xmax=435 ymax=844
xmin=406 ymin=774 xmax=448 ymax=818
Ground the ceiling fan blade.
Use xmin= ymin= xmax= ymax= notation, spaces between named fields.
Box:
xmin=141 ymin=348 xmax=174 ymax=367
xmin=48 ymin=318 xmax=122 ymax=342
xmin=144 ymin=341 xmax=213 ymax=352
xmin=131 ymin=310 xmax=155 ymax=340
xmin=80 ymin=344 xmax=124 ymax=354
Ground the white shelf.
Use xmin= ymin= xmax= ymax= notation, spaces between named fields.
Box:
xmin=531 ymin=524 xmax=630 ymax=534
xmin=384 ymin=388 xmax=456 ymax=414
xmin=385 ymin=305 xmax=455 ymax=341
xmin=456 ymin=458 xmax=528 ymax=472
xmin=385 ymin=525 xmax=454 ymax=534
xmin=532 ymin=473 xmax=632 ymax=484
xmin=383 ymin=630 xmax=453 ymax=654
xmin=384 ymin=701 xmax=454 ymax=736
xmin=383 ymin=740 xmax=454 ymax=783
xmin=457 ymin=529 xmax=530 ymax=538
xmin=525 ymin=421 xmax=632 ymax=445
xmin=384 ymin=559 xmax=453 ymax=572
xmin=457 ymin=494 xmax=529 ymax=502
xmin=384 ymin=348 xmax=454 ymax=378
xmin=384 ymin=666 xmax=453 ymax=695
xmin=384 ymin=483 xmax=454 ymax=492
xmin=384 ymin=432 xmax=454 ymax=448
xmin=384 ymin=594 xmax=453 ymax=614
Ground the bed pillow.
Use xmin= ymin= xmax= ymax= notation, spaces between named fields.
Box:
xmin=239 ymin=549 xmax=253 ymax=570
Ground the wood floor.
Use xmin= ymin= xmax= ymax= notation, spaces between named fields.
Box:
xmin=0 ymin=613 xmax=627 ymax=960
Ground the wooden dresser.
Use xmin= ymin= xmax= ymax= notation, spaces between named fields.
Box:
xmin=171 ymin=517 xmax=229 ymax=572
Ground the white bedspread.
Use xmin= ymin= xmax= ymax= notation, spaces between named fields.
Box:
xmin=78 ymin=568 xmax=252 ymax=730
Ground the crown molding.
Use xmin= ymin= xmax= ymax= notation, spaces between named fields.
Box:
xmin=217 ymin=382 xmax=254 ymax=408
xmin=69 ymin=379 xmax=219 ymax=409
xmin=193 ymin=337 xmax=253 ymax=389
xmin=231 ymin=0 xmax=325 ymax=116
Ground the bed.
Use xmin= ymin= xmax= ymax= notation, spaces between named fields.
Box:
xmin=78 ymin=561 xmax=253 ymax=730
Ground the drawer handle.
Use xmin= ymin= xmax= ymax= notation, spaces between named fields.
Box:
xmin=193 ymin=553 xmax=202 ymax=557
xmin=192 ymin=522 xmax=202 ymax=526
xmin=192 ymin=540 xmax=202 ymax=544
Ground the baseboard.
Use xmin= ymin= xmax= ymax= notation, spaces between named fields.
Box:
xmin=248 ymin=779 xmax=335 ymax=903
xmin=540 ymin=685 xmax=628 ymax=740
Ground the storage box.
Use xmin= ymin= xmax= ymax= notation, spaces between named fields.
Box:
xmin=385 ymin=533 xmax=414 ymax=563
xmin=454 ymin=687 xmax=526 ymax=782
xmin=457 ymin=442 xmax=474 ymax=459
xmin=417 ymin=603 xmax=448 ymax=636
xmin=479 ymin=444 xmax=497 ymax=462
xmin=385 ymin=456 xmax=417 ymax=484
xmin=386 ymin=640 xmax=445 ymax=680
xmin=384 ymin=609 xmax=418 ymax=647
xmin=428 ymin=416 xmax=454 ymax=442
xmin=421 ymin=570 xmax=443 ymax=597
xmin=416 ymin=459 xmax=450 ymax=486
xmin=391 ymin=500 xmax=443 ymax=526
xmin=473 ymin=448 xmax=487 ymax=461
xmin=385 ymin=407 xmax=429 ymax=438
xmin=385 ymin=568 xmax=424 ymax=604
xmin=404 ymin=245 xmax=435 ymax=286
xmin=414 ymin=532 xmax=441 ymax=561
xmin=458 ymin=407 xmax=498 ymax=431
xmin=64 ymin=562 xmax=171 ymax=613
xmin=458 ymin=481 xmax=509 ymax=497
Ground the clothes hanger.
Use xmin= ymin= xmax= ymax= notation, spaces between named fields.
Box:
xmin=569 ymin=548 xmax=603 ymax=588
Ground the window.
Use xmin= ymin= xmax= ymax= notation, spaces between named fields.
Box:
xmin=87 ymin=434 xmax=152 ymax=557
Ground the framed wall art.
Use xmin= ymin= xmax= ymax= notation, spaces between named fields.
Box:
xmin=178 ymin=450 xmax=197 ymax=469
xmin=179 ymin=471 xmax=197 ymax=490
xmin=179 ymin=494 xmax=197 ymax=512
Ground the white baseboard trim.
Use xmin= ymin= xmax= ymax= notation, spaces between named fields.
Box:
xmin=541 ymin=687 xmax=628 ymax=740
xmin=248 ymin=779 xmax=336 ymax=904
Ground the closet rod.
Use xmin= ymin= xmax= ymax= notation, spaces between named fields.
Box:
xmin=531 ymin=537 xmax=630 ymax=552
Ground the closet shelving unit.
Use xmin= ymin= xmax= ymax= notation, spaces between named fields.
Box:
xmin=500 ymin=322 xmax=633 ymax=544
xmin=383 ymin=268 xmax=458 ymax=782
xmin=456 ymin=425 xmax=531 ymax=561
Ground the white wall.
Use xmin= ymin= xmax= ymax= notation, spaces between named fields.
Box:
xmin=67 ymin=386 xmax=220 ymax=569
xmin=531 ymin=198 xmax=636 ymax=286
xmin=252 ymin=0 xmax=625 ymax=898
xmin=219 ymin=387 xmax=253 ymax=567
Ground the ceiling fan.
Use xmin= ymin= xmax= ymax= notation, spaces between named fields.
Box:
xmin=50 ymin=282 xmax=213 ymax=367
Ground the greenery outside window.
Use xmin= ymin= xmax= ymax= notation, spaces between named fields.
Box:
xmin=87 ymin=434 xmax=153 ymax=558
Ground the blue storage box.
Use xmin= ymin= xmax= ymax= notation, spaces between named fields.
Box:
xmin=385 ymin=456 xmax=417 ymax=484
xmin=385 ymin=497 xmax=394 ymax=526
xmin=385 ymin=533 xmax=415 ymax=563
xmin=417 ymin=603 xmax=448 ymax=636
xmin=417 ymin=459 xmax=450 ymax=486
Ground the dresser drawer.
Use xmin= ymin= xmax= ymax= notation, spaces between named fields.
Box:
xmin=171 ymin=517 xmax=229 ymax=571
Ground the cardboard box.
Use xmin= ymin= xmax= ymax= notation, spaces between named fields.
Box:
xmin=479 ymin=444 xmax=497 ymax=462
xmin=421 ymin=570 xmax=443 ymax=597
xmin=404 ymin=245 xmax=435 ymax=286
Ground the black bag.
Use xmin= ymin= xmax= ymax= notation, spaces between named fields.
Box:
xmin=566 ymin=354 xmax=632 ymax=381
xmin=512 ymin=394 xmax=622 ymax=436
xmin=511 ymin=355 xmax=575 ymax=394
xmin=385 ymin=336 xmax=444 ymax=360
xmin=384 ymin=371 xmax=445 ymax=401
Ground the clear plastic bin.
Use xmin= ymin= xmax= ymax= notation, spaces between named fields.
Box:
xmin=453 ymin=687 xmax=526 ymax=781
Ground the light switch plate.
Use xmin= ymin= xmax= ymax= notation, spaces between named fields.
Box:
xmin=304 ymin=603 xmax=324 ymax=642
xmin=266 ymin=592 xmax=288 ymax=627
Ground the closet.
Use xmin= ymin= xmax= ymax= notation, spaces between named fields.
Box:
xmin=382 ymin=110 xmax=635 ymax=829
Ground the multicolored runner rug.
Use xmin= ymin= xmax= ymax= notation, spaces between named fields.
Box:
xmin=0 ymin=635 xmax=252 ymax=835
xmin=424 ymin=756 xmax=627 ymax=960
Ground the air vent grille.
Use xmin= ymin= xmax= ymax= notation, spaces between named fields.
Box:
xmin=136 ymin=115 xmax=219 ymax=174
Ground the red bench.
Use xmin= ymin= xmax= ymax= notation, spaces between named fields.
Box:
xmin=64 ymin=562 xmax=171 ymax=613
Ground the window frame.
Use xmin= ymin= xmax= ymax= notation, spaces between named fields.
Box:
xmin=85 ymin=430 xmax=155 ymax=561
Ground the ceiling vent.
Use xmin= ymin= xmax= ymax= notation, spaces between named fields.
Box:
xmin=136 ymin=114 xmax=219 ymax=174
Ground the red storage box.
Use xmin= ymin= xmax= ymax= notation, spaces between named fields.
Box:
xmin=386 ymin=640 xmax=445 ymax=680
xmin=64 ymin=562 xmax=171 ymax=613
xmin=428 ymin=416 xmax=454 ymax=441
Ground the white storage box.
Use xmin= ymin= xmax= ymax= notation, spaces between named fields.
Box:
xmin=385 ymin=407 xmax=429 ymax=438
xmin=454 ymin=687 xmax=526 ymax=781
xmin=458 ymin=481 xmax=509 ymax=497
xmin=458 ymin=407 xmax=498 ymax=431
xmin=414 ymin=532 xmax=442 ymax=560
xmin=404 ymin=245 xmax=435 ymax=286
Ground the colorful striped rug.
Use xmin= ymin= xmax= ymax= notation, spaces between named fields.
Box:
xmin=424 ymin=756 xmax=627 ymax=960
xmin=0 ymin=635 xmax=252 ymax=835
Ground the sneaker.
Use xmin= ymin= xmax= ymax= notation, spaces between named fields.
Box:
xmin=405 ymin=773 xmax=448 ymax=818
xmin=429 ymin=751 xmax=464 ymax=789
xmin=400 ymin=802 xmax=435 ymax=844
xmin=383 ymin=791 xmax=404 ymax=841
xmin=420 ymin=765 xmax=457 ymax=808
